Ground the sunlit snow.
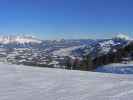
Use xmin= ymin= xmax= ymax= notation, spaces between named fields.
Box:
xmin=0 ymin=63 xmax=133 ymax=100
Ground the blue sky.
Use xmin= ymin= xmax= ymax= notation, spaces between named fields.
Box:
xmin=0 ymin=0 xmax=132 ymax=39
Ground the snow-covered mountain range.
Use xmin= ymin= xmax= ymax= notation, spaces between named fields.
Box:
xmin=72 ymin=34 xmax=132 ymax=59
xmin=0 ymin=35 xmax=42 ymax=45
xmin=0 ymin=33 xmax=131 ymax=71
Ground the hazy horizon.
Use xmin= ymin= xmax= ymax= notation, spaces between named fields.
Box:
xmin=0 ymin=32 xmax=131 ymax=40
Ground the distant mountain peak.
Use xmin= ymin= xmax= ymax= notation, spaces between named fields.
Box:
xmin=0 ymin=35 xmax=42 ymax=44
xmin=114 ymin=33 xmax=131 ymax=40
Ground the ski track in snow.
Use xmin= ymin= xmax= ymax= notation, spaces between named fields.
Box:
xmin=0 ymin=63 xmax=133 ymax=100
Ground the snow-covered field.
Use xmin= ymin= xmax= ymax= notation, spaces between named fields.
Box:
xmin=0 ymin=63 xmax=133 ymax=100
xmin=96 ymin=62 xmax=133 ymax=74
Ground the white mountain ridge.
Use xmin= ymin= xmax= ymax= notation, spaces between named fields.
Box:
xmin=70 ymin=34 xmax=132 ymax=59
xmin=0 ymin=35 xmax=42 ymax=44
xmin=114 ymin=33 xmax=131 ymax=40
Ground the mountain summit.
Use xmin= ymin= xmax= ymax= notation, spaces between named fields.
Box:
xmin=114 ymin=33 xmax=131 ymax=40
xmin=0 ymin=35 xmax=42 ymax=44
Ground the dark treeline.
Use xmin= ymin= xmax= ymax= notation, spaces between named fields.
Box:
xmin=66 ymin=42 xmax=133 ymax=71
xmin=92 ymin=42 xmax=133 ymax=70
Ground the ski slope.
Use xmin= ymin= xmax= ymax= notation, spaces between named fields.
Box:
xmin=96 ymin=62 xmax=133 ymax=74
xmin=0 ymin=63 xmax=133 ymax=100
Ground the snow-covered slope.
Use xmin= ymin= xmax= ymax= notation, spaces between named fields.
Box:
xmin=51 ymin=37 xmax=128 ymax=58
xmin=0 ymin=63 xmax=133 ymax=100
xmin=71 ymin=34 xmax=132 ymax=59
xmin=73 ymin=38 xmax=128 ymax=59
xmin=52 ymin=45 xmax=85 ymax=57
xmin=96 ymin=62 xmax=133 ymax=74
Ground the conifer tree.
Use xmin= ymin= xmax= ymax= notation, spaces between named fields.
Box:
xmin=81 ymin=54 xmax=93 ymax=70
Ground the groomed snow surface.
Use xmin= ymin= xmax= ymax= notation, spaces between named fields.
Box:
xmin=0 ymin=63 xmax=133 ymax=100
xmin=96 ymin=62 xmax=133 ymax=74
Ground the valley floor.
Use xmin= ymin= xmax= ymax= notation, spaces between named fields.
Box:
xmin=0 ymin=63 xmax=133 ymax=100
